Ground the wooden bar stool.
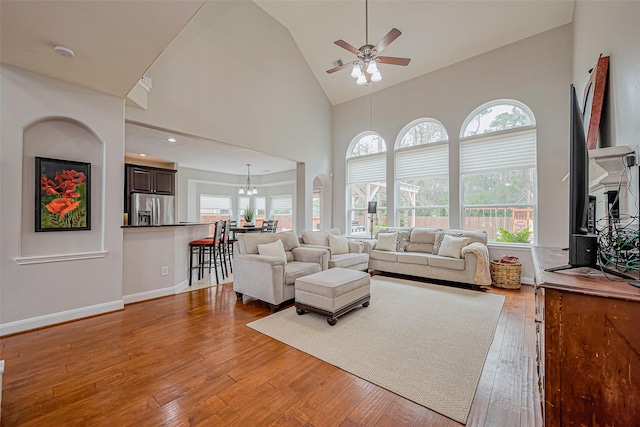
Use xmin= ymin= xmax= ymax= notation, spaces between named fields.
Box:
xmin=189 ymin=237 xmax=215 ymax=286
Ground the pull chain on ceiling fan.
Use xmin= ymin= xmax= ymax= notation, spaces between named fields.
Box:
xmin=326 ymin=0 xmax=411 ymax=85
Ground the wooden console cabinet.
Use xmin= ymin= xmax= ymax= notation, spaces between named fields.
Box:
xmin=532 ymin=247 xmax=640 ymax=426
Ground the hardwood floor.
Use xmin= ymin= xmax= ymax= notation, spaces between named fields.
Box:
xmin=0 ymin=280 xmax=542 ymax=426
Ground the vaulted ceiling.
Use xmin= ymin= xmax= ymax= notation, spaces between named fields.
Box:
xmin=0 ymin=0 xmax=574 ymax=174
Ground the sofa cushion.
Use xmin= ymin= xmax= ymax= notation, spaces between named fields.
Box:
xmin=257 ymin=239 xmax=287 ymax=263
xmin=370 ymin=250 xmax=398 ymax=262
xmin=329 ymin=252 xmax=369 ymax=269
xmin=284 ymin=261 xmax=322 ymax=285
xmin=376 ymin=232 xmax=397 ymax=251
xmin=437 ymin=234 xmax=470 ymax=259
xmin=301 ymin=230 xmax=329 ymax=246
xmin=397 ymin=252 xmax=430 ymax=266
xmin=429 ymin=255 xmax=466 ymax=271
xmin=405 ymin=242 xmax=435 ymax=253
xmin=409 ymin=228 xmax=440 ymax=244
xmin=376 ymin=227 xmax=411 ymax=237
xmin=328 ymin=233 xmax=349 ymax=255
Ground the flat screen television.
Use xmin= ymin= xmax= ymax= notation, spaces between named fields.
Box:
xmin=546 ymin=84 xmax=632 ymax=279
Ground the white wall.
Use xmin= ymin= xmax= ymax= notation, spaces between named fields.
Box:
xmin=177 ymin=166 xmax=295 ymax=223
xmin=333 ymin=25 xmax=573 ymax=249
xmin=573 ymin=1 xmax=640 ymax=218
xmin=125 ymin=1 xmax=332 ymax=232
xmin=0 ymin=65 xmax=125 ymax=334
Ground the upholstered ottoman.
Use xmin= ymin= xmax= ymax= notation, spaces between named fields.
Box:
xmin=295 ymin=268 xmax=370 ymax=325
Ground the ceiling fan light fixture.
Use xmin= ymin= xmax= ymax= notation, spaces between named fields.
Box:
xmin=366 ymin=61 xmax=378 ymax=74
xmin=356 ymin=74 xmax=367 ymax=85
xmin=351 ymin=63 xmax=362 ymax=78
xmin=371 ymin=70 xmax=382 ymax=82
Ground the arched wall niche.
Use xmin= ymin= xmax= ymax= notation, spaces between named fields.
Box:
xmin=21 ymin=117 xmax=104 ymax=256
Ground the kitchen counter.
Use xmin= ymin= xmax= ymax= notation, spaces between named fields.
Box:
xmin=122 ymin=223 xmax=210 ymax=303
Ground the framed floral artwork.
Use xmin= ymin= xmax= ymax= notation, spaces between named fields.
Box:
xmin=36 ymin=157 xmax=91 ymax=232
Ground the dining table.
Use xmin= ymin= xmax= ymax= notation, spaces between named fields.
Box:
xmin=230 ymin=225 xmax=263 ymax=233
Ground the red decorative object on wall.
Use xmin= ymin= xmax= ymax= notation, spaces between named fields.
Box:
xmin=582 ymin=55 xmax=609 ymax=150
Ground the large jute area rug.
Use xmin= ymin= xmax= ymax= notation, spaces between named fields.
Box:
xmin=247 ymin=276 xmax=505 ymax=424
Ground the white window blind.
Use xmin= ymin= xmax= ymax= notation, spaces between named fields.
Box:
xmin=396 ymin=143 xmax=448 ymax=179
xmin=238 ymin=196 xmax=250 ymax=211
xmin=254 ymin=196 xmax=266 ymax=210
xmin=461 ymin=129 xmax=536 ymax=174
xmin=347 ymin=154 xmax=386 ymax=184
xmin=271 ymin=195 xmax=292 ymax=210
xmin=200 ymin=195 xmax=232 ymax=210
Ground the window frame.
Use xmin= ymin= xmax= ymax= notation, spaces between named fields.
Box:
xmin=346 ymin=132 xmax=387 ymax=237
xmin=459 ymin=100 xmax=537 ymax=245
xmin=395 ymin=118 xmax=450 ymax=228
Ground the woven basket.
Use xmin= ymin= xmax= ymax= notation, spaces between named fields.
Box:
xmin=490 ymin=260 xmax=522 ymax=289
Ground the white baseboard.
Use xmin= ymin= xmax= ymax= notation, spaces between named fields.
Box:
xmin=521 ymin=276 xmax=535 ymax=285
xmin=174 ymin=279 xmax=189 ymax=294
xmin=0 ymin=300 xmax=124 ymax=336
xmin=122 ymin=286 xmax=175 ymax=305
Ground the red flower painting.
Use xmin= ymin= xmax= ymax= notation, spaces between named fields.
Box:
xmin=36 ymin=158 xmax=90 ymax=231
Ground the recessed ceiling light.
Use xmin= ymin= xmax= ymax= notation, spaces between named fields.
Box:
xmin=139 ymin=153 xmax=147 ymax=157
xmin=54 ymin=45 xmax=75 ymax=58
xmin=167 ymin=138 xmax=177 ymax=143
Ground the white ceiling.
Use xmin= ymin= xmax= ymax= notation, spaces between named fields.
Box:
xmin=125 ymin=123 xmax=297 ymax=176
xmin=255 ymin=0 xmax=575 ymax=105
xmin=0 ymin=0 xmax=574 ymax=174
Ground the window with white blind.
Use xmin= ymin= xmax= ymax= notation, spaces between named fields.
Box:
xmin=347 ymin=132 xmax=387 ymax=236
xmin=460 ymin=100 xmax=537 ymax=244
xmin=395 ymin=119 xmax=449 ymax=228
xmin=270 ymin=194 xmax=292 ymax=231
xmin=200 ymin=195 xmax=232 ymax=223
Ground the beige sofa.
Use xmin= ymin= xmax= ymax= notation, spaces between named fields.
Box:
xmin=367 ymin=227 xmax=491 ymax=286
xmin=299 ymin=228 xmax=369 ymax=271
xmin=233 ymin=230 xmax=329 ymax=311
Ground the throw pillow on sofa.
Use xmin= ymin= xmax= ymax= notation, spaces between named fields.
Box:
xmin=396 ymin=230 xmax=411 ymax=252
xmin=432 ymin=230 xmax=465 ymax=254
xmin=437 ymin=234 xmax=471 ymax=259
xmin=376 ymin=232 xmax=398 ymax=251
xmin=327 ymin=233 xmax=350 ymax=255
xmin=258 ymin=239 xmax=287 ymax=263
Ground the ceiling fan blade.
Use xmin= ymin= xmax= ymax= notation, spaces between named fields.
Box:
xmin=334 ymin=39 xmax=361 ymax=56
xmin=326 ymin=62 xmax=353 ymax=74
xmin=372 ymin=28 xmax=401 ymax=54
xmin=376 ymin=56 xmax=411 ymax=66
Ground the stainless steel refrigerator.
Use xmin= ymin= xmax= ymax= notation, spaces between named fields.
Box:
xmin=130 ymin=193 xmax=176 ymax=226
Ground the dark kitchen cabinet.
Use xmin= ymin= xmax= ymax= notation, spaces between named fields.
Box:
xmin=124 ymin=164 xmax=176 ymax=222
xmin=126 ymin=164 xmax=175 ymax=195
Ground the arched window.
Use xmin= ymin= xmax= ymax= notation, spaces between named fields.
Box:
xmin=347 ymin=132 xmax=386 ymax=236
xmin=460 ymin=100 xmax=537 ymax=244
xmin=395 ymin=119 xmax=449 ymax=228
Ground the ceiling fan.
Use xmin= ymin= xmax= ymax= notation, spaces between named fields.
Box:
xmin=326 ymin=0 xmax=411 ymax=85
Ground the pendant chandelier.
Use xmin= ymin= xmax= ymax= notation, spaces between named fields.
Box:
xmin=238 ymin=163 xmax=257 ymax=195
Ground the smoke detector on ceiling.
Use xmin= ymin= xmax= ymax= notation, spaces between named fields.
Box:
xmin=54 ymin=45 xmax=75 ymax=58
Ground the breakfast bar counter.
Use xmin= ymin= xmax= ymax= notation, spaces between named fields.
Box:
xmin=122 ymin=223 xmax=210 ymax=303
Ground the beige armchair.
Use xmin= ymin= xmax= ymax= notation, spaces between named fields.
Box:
xmin=233 ymin=230 xmax=329 ymax=311
xmin=299 ymin=228 xmax=369 ymax=271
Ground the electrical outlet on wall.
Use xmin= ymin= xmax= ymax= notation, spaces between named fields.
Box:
xmin=161 ymin=266 xmax=169 ymax=276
